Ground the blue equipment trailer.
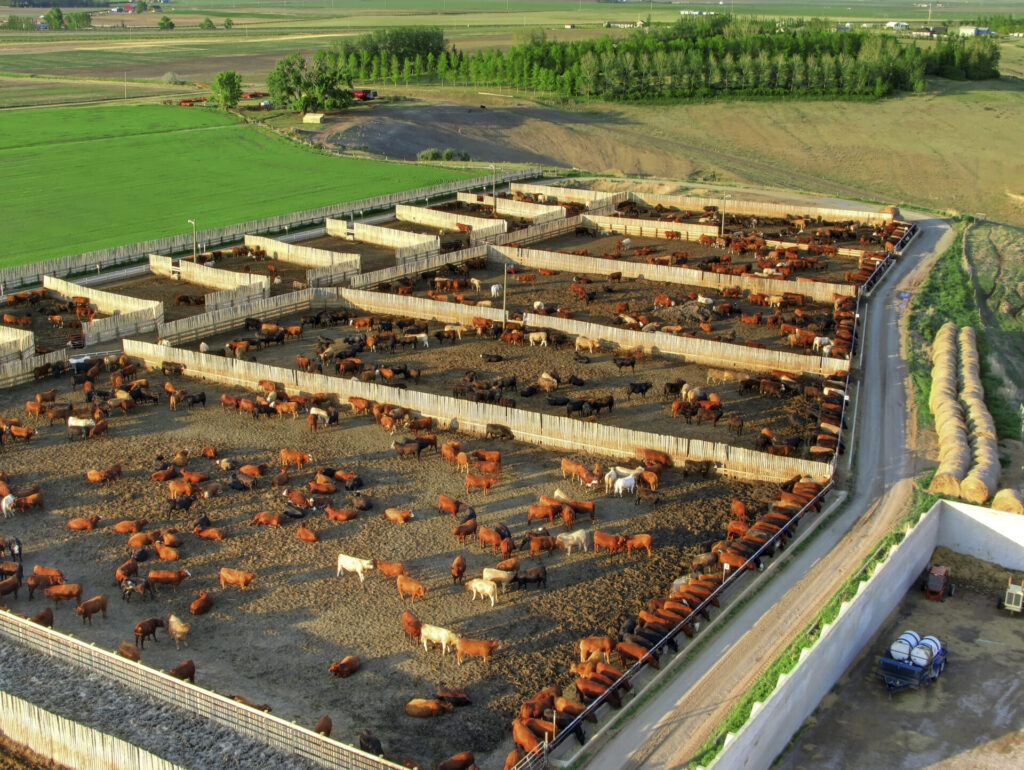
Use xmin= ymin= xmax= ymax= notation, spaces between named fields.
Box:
xmin=876 ymin=649 xmax=946 ymax=697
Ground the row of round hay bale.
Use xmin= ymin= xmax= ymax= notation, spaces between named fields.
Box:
xmin=958 ymin=326 xmax=1001 ymax=504
xmin=928 ymin=322 xmax=971 ymax=496
xmin=991 ymin=488 xmax=1024 ymax=514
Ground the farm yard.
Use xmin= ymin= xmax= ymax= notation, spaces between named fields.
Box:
xmin=0 ymin=294 xmax=109 ymax=351
xmin=297 ymin=235 xmax=398 ymax=273
xmin=0 ymin=370 xmax=777 ymax=766
xmin=102 ymin=274 xmax=214 ymax=323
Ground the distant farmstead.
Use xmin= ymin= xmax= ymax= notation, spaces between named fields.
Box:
xmin=958 ymin=26 xmax=994 ymax=37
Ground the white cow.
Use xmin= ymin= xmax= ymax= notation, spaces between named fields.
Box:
xmin=533 ymin=301 xmax=546 ymax=312
xmin=556 ymin=530 xmax=587 ymax=554
xmin=444 ymin=324 xmax=467 ymax=340
xmin=309 ymin=407 xmax=329 ymax=425
xmin=490 ymin=284 xmax=502 ymax=298
xmin=421 ymin=623 xmax=459 ymax=655
xmin=812 ymin=336 xmax=832 ymax=352
xmin=470 ymin=277 xmax=483 ymax=291
xmin=528 ymin=331 xmax=548 ymax=347
xmin=67 ymin=416 xmax=95 ymax=438
xmin=466 ymin=578 xmax=499 ymax=607
xmin=481 ymin=568 xmax=516 ymax=593
xmin=696 ymin=295 xmax=714 ymax=306
xmin=1 ymin=494 xmax=16 ymax=519
xmin=410 ymin=332 xmax=429 ymax=348
xmin=336 ymin=554 xmax=374 ymax=584
xmin=613 ymin=475 xmax=637 ymax=497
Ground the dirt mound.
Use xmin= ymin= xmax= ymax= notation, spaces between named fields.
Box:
xmin=928 ymin=545 xmax=1021 ymax=596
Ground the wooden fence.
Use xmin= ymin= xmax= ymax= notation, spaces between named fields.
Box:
xmin=0 ymin=168 xmax=543 ymax=292
xmin=586 ymin=212 xmax=718 ymax=241
xmin=0 ymin=325 xmax=35 ymax=363
xmin=496 ymin=241 xmax=857 ymax=302
xmin=244 ymin=234 xmax=361 ymax=270
xmin=0 ymin=690 xmax=185 ymax=770
xmin=348 ymin=246 xmax=489 ymax=289
xmin=179 ymin=260 xmax=271 ymax=293
xmin=456 ymin=192 xmax=566 ymax=223
xmin=0 ymin=611 xmax=404 ymax=770
xmin=205 ymin=282 xmax=271 ymax=312
xmin=306 ymin=265 xmax=361 ymax=288
xmin=0 ymin=349 xmax=69 ymax=389
xmin=487 ymin=216 xmax=582 ymax=248
xmin=634 ymin=190 xmax=894 ymax=226
xmin=336 ymin=287 xmax=505 ymax=326
xmin=521 ymin=312 xmax=844 ymax=378
xmin=148 ymin=254 xmax=175 ymax=278
xmin=124 ymin=340 xmax=831 ymax=481
xmin=395 ymin=204 xmax=508 ymax=243
xmin=44 ymin=275 xmax=164 ymax=346
xmin=157 ymin=290 xmax=321 ymax=346
xmin=341 ymin=221 xmax=441 ymax=261
xmin=510 ymin=183 xmax=626 ymax=210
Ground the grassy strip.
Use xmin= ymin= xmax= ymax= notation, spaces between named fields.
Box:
xmin=690 ymin=473 xmax=940 ymax=769
xmin=904 ymin=224 xmax=1021 ymax=439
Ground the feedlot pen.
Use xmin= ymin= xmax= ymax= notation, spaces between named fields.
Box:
xmin=0 ymin=371 xmax=777 ymax=767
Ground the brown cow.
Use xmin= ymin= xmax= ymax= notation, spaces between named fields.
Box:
xmin=626 ymin=534 xmax=653 ymax=557
xmin=44 ymin=583 xmax=83 ymax=608
xmin=169 ymin=659 xmax=196 ymax=683
xmin=455 ymin=638 xmax=500 ymax=665
xmin=405 ymin=699 xmax=454 ymax=718
xmin=326 ymin=506 xmax=358 ymax=523
xmin=397 ymin=575 xmax=426 ymax=601
xmin=32 ymin=607 xmax=54 ymax=628
xmin=465 ymin=473 xmax=497 ymax=495
xmin=452 ymin=518 xmax=477 ymax=543
xmin=68 ymin=514 xmax=102 ymax=531
xmin=578 ymin=636 xmax=614 ymax=662
xmin=148 ymin=569 xmax=190 ymax=590
xmin=26 ymin=574 xmax=63 ymax=600
xmin=593 ymin=531 xmax=626 ymax=554
xmin=134 ymin=617 xmax=164 ymax=649
xmin=384 ymin=508 xmax=414 ymax=524
xmin=250 ymin=511 xmax=283 ymax=527
xmin=450 ymin=554 xmax=466 ymax=583
xmin=437 ymin=494 xmax=462 ymax=517
xmin=401 ymin=609 xmax=422 ymax=643
xmin=75 ymin=594 xmax=108 ymax=625
xmin=219 ymin=567 xmax=255 ymax=589
xmin=638 ymin=448 xmax=673 ymax=467
xmin=189 ymin=590 xmax=213 ymax=615
xmin=113 ymin=519 xmax=148 ymax=534
xmin=329 ymin=655 xmax=361 ymax=678
xmin=374 ymin=560 xmax=406 ymax=578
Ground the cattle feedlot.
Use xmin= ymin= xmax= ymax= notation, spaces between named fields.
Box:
xmin=0 ymin=180 xmax=913 ymax=769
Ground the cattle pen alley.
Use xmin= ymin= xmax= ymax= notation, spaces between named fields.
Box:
xmin=0 ymin=179 xmax=916 ymax=770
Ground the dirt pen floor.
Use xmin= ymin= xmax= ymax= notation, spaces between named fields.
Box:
xmin=423 ymin=260 xmax=841 ymax=356
xmin=776 ymin=547 xmax=1024 ymax=770
xmin=432 ymin=201 xmax=538 ymax=232
xmin=189 ymin=251 xmax=310 ymax=296
xmin=194 ymin=313 xmax=822 ymax=460
xmin=298 ymin=234 xmax=397 ymax=274
xmin=0 ymin=370 xmax=777 ymax=768
xmin=1 ymin=297 xmax=109 ymax=351
xmin=531 ymin=230 xmax=863 ymax=288
xmin=100 ymin=273 xmax=213 ymax=323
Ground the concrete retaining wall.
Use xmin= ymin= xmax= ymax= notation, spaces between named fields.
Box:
xmin=710 ymin=500 xmax=1024 ymax=770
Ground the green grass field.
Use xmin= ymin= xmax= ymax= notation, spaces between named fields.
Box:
xmin=0 ymin=104 xmax=472 ymax=266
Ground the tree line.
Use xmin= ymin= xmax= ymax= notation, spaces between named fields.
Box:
xmin=262 ymin=18 xmax=1000 ymax=112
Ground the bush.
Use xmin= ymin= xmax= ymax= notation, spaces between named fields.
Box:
xmin=442 ymin=148 xmax=455 ymax=161
xmin=457 ymin=150 xmax=471 ymax=161
xmin=417 ymin=148 xmax=442 ymax=161
xmin=199 ymin=18 xmax=215 ymax=31
xmin=161 ymin=72 xmax=184 ymax=85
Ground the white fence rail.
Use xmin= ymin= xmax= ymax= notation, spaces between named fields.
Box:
xmin=0 ymin=348 xmax=69 ymax=389
xmin=456 ymin=192 xmax=566 ymax=223
xmin=348 ymin=246 xmax=488 ymax=289
xmin=179 ymin=260 xmax=271 ymax=293
xmin=157 ymin=290 xmax=321 ymax=346
xmin=395 ymin=204 xmax=507 ymax=243
xmin=244 ymin=234 xmax=361 ymax=269
xmin=44 ymin=275 xmax=164 ymax=346
xmin=0 ymin=168 xmax=542 ymax=291
xmin=205 ymin=282 xmax=271 ymax=312
xmin=0 ymin=690 xmax=186 ymax=770
xmin=0 ymin=324 xmax=35 ymax=363
xmin=634 ymin=190 xmax=894 ymax=226
xmin=0 ymin=611 xmax=405 ymax=770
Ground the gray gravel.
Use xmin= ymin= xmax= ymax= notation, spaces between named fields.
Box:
xmin=0 ymin=637 xmax=320 ymax=770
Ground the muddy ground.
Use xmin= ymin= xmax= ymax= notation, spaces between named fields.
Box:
xmin=297 ymin=235 xmax=398 ymax=274
xmin=0 ymin=366 xmax=777 ymax=769
xmin=1 ymin=300 xmax=108 ymax=352
xmin=103 ymin=274 xmax=213 ymax=323
xmin=776 ymin=548 xmax=1024 ymax=770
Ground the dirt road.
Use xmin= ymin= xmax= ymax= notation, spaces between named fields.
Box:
xmin=579 ymin=214 xmax=954 ymax=769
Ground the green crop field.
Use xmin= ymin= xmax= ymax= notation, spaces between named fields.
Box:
xmin=0 ymin=104 xmax=472 ymax=267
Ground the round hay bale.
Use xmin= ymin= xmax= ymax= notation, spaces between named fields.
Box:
xmin=961 ymin=435 xmax=1001 ymax=504
xmin=991 ymin=488 xmax=1024 ymax=514
xmin=928 ymin=471 xmax=962 ymax=497
xmin=882 ymin=205 xmax=902 ymax=220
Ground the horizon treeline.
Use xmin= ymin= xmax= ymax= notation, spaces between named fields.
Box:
xmin=327 ymin=17 xmax=1000 ymax=100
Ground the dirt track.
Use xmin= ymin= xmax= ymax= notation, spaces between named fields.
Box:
xmin=0 ymin=365 xmax=775 ymax=768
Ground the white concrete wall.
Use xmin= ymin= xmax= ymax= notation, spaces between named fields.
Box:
xmin=939 ymin=501 xmax=1024 ymax=569
xmin=711 ymin=499 xmax=1024 ymax=770
xmin=711 ymin=508 xmax=942 ymax=769
xmin=244 ymin=234 xmax=360 ymax=269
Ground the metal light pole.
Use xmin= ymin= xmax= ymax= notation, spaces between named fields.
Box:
xmin=490 ymin=163 xmax=497 ymax=202
xmin=187 ymin=219 xmax=197 ymax=261
xmin=502 ymin=262 xmax=510 ymax=330
xmin=720 ymin=194 xmax=731 ymax=237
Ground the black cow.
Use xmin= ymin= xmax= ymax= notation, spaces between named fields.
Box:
xmin=392 ymin=439 xmax=422 ymax=460
xmin=169 ymin=494 xmax=195 ymax=512
xmin=485 ymin=423 xmax=513 ymax=440
xmin=613 ymin=357 xmax=636 ymax=373
xmin=626 ymin=382 xmax=653 ymax=399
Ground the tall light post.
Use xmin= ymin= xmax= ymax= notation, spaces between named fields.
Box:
xmin=187 ymin=219 xmax=197 ymax=261
xmin=490 ymin=163 xmax=497 ymax=205
xmin=502 ymin=262 xmax=510 ymax=330
xmin=720 ymin=194 xmax=731 ymax=237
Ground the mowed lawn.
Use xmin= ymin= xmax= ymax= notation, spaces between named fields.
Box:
xmin=1 ymin=105 xmax=473 ymax=266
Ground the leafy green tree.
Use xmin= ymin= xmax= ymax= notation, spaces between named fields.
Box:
xmin=199 ymin=18 xmax=214 ymax=31
xmin=266 ymin=51 xmax=353 ymax=113
xmin=43 ymin=7 xmax=63 ymax=29
xmin=212 ymin=70 xmax=242 ymax=108
xmin=157 ymin=15 xmax=174 ymax=31
xmin=224 ymin=18 xmax=233 ymax=29
xmin=0 ymin=15 xmax=36 ymax=30
xmin=135 ymin=1 xmax=148 ymax=13
xmin=65 ymin=12 xmax=91 ymax=29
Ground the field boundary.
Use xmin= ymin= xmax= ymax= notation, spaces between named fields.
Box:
xmin=0 ymin=168 xmax=542 ymax=291
xmin=0 ymin=611 xmax=405 ymax=770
